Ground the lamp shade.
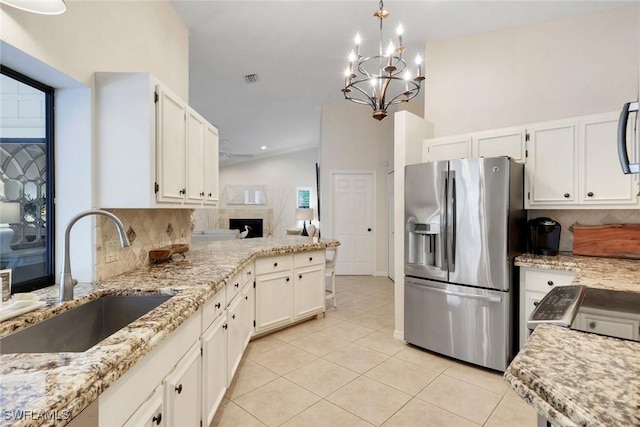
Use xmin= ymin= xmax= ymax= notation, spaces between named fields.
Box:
xmin=0 ymin=202 xmax=21 ymax=224
xmin=0 ymin=0 xmax=66 ymax=14
xmin=295 ymin=208 xmax=314 ymax=221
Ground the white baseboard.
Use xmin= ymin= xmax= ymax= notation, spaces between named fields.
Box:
xmin=393 ymin=330 xmax=404 ymax=341
xmin=374 ymin=270 xmax=389 ymax=277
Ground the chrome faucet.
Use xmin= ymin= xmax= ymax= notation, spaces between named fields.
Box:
xmin=59 ymin=209 xmax=130 ymax=302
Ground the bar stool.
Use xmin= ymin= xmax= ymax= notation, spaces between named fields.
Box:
xmin=325 ymin=247 xmax=338 ymax=308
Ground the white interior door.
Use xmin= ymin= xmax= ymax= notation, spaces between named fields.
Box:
xmin=332 ymin=172 xmax=374 ymax=275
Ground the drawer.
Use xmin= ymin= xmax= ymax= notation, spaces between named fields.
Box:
xmin=202 ymin=288 xmax=226 ymax=331
xmin=226 ymin=273 xmax=242 ymax=304
xmin=522 ymin=268 xmax=577 ymax=293
xmin=293 ymin=250 xmax=325 ymax=268
xmin=242 ymin=262 xmax=254 ymax=286
xmin=255 ymin=254 xmax=293 ymax=275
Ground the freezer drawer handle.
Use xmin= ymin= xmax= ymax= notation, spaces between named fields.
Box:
xmin=411 ymin=283 xmax=503 ymax=303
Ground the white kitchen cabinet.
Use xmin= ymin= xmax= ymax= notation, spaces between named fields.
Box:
xmin=227 ymin=293 xmax=244 ymax=382
xmin=163 ymin=343 xmax=201 ymax=427
xmin=255 ymin=270 xmax=294 ymax=333
xmin=123 ymin=386 xmax=164 ymax=427
xmin=156 ymin=85 xmax=188 ymax=203
xmin=525 ymin=119 xmax=578 ymax=207
xmin=94 ymin=72 xmax=219 ymax=208
xmin=574 ymin=309 xmax=640 ymax=341
xmin=201 ymin=313 xmax=227 ymax=427
xmin=580 ymin=114 xmax=639 ymax=205
xmin=519 ymin=267 xmax=577 ymax=348
xmin=241 ymin=280 xmax=255 ymax=349
xmin=254 ymin=253 xmax=325 ymax=335
xmin=186 ymin=108 xmax=206 ymax=203
xmin=472 ymin=128 xmax=526 ymax=162
xmin=204 ymin=123 xmax=220 ymax=205
xmin=423 ymin=135 xmax=471 ymax=162
xmin=526 ymin=113 xmax=640 ymax=209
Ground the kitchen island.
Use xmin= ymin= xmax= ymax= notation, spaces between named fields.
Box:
xmin=507 ymin=254 xmax=640 ymax=427
xmin=0 ymin=236 xmax=339 ymax=427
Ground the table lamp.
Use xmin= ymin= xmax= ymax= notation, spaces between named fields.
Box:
xmin=295 ymin=208 xmax=314 ymax=236
xmin=0 ymin=202 xmax=21 ymax=254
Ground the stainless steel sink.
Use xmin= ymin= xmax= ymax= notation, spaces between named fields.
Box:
xmin=0 ymin=295 xmax=172 ymax=354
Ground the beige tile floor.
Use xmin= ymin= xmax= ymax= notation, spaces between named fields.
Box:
xmin=212 ymin=276 xmax=537 ymax=427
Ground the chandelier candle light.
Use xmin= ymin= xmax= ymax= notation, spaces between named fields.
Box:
xmin=342 ymin=0 xmax=424 ymax=121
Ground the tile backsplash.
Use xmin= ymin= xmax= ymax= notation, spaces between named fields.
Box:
xmin=528 ymin=209 xmax=640 ymax=252
xmin=95 ymin=209 xmax=192 ymax=280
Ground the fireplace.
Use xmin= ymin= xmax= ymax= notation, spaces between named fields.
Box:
xmin=229 ymin=218 xmax=263 ymax=238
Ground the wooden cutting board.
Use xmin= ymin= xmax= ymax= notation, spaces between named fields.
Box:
xmin=149 ymin=244 xmax=189 ymax=262
xmin=573 ymin=224 xmax=640 ymax=259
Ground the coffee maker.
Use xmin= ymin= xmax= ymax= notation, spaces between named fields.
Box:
xmin=528 ymin=217 xmax=561 ymax=256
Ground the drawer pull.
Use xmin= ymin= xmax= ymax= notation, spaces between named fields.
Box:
xmin=153 ymin=414 xmax=162 ymax=425
xmin=299 ymin=274 xmax=302 ymax=279
xmin=533 ymin=301 xmax=539 ymax=307
xmin=309 ymin=257 xmax=313 ymax=261
xmin=175 ymin=384 xmax=183 ymax=394
xmin=547 ymin=280 xmax=554 ymax=286
xmin=235 ymin=283 xmax=239 ymax=288
xmin=223 ymin=324 xmax=228 ymax=330
xmin=274 ymin=262 xmax=278 ymax=267
xmin=215 ymin=302 xmax=221 ymax=309
xmin=247 ymin=271 xmax=252 ymax=275
xmin=286 ymin=277 xmax=290 ymax=282
xmin=589 ymin=321 xmax=597 ymax=329
xmin=587 ymin=192 xmax=594 ymax=197
xmin=232 ymin=314 xmax=236 ymax=319
xmin=245 ymin=295 xmax=248 ymax=300
xmin=563 ymin=193 xmax=570 ymax=198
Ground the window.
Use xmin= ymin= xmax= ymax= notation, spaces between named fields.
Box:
xmin=0 ymin=66 xmax=55 ymax=293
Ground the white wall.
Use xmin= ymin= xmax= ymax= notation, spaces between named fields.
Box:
xmin=0 ymin=1 xmax=189 ymax=283
xmin=320 ymin=103 xmax=394 ymax=276
xmin=424 ymin=5 xmax=640 ymax=137
xmin=0 ymin=0 xmax=188 ymax=98
xmin=202 ymin=148 xmax=319 ymax=236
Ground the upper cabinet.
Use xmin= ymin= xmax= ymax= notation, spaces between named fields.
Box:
xmin=95 ymin=72 xmax=219 ymax=208
xmin=526 ymin=113 xmax=639 ymax=209
xmin=423 ymin=127 xmax=525 ymax=163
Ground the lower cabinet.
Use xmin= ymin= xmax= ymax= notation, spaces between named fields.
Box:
xmin=255 ymin=251 xmax=326 ymax=335
xmin=201 ymin=313 xmax=227 ymax=427
xmin=123 ymin=386 xmax=163 ymax=427
xmin=163 ymin=343 xmax=200 ymax=427
xmin=227 ymin=292 xmax=244 ymax=381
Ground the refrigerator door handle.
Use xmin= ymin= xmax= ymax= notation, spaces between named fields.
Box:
xmin=618 ymin=101 xmax=640 ymax=174
xmin=441 ymin=171 xmax=448 ymax=270
xmin=410 ymin=282 xmax=503 ymax=303
xmin=448 ymin=173 xmax=457 ymax=272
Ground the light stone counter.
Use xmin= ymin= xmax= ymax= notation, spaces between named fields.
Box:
xmin=508 ymin=253 xmax=640 ymax=426
xmin=0 ymin=236 xmax=339 ymax=427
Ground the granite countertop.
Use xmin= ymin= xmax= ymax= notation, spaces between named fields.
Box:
xmin=509 ymin=253 xmax=640 ymax=426
xmin=0 ymin=236 xmax=339 ymax=427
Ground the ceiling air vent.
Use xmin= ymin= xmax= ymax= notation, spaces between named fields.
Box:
xmin=244 ymin=74 xmax=259 ymax=84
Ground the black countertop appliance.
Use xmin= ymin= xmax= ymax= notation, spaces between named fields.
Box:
xmin=528 ymin=217 xmax=561 ymax=256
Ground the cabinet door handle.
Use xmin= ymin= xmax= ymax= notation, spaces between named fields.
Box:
xmin=563 ymin=193 xmax=570 ymax=198
xmin=298 ymin=274 xmax=302 ymax=279
xmin=179 ymin=188 xmax=186 ymax=195
xmin=533 ymin=301 xmax=539 ymax=307
xmin=235 ymin=283 xmax=239 ymax=288
xmin=175 ymin=384 xmax=183 ymax=394
xmin=368 ymin=228 xmax=372 ymax=232
xmin=274 ymin=262 xmax=278 ymax=267
xmin=223 ymin=324 xmax=228 ymax=330
xmin=589 ymin=321 xmax=597 ymax=329
xmin=153 ymin=413 xmax=162 ymax=425
xmin=286 ymin=277 xmax=290 ymax=282
xmin=215 ymin=302 xmax=221 ymax=309
xmin=547 ymin=280 xmax=554 ymax=286
xmin=309 ymin=257 xmax=313 ymax=261
xmin=200 ymin=191 xmax=205 ymax=197
xmin=245 ymin=295 xmax=248 ymax=300
xmin=232 ymin=314 xmax=236 ymax=319
xmin=247 ymin=271 xmax=252 ymax=276
xmin=587 ymin=192 xmax=594 ymax=197
xmin=208 ymin=192 xmax=212 ymax=197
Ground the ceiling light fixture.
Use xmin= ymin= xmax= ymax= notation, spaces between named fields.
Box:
xmin=260 ymin=146 xmax=267 ymax=150
xmin=0 ymin=0 xmax=66 ymax=15
xmin=342 ymin=0 xmax=424 ymax=121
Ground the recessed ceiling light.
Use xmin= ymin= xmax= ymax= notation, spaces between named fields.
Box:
xmin=260 ymin=146 xmax=267 ymax=150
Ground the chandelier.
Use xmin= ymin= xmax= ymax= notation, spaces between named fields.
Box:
xmin=342 ymin=1 xmax=424 ymax=121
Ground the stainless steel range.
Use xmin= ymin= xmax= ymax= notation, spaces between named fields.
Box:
xmin=528 ymin=285 xmax=640 ymax=342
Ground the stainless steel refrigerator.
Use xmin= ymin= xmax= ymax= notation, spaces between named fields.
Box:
xmin=404 ymin=157 xmax=524 ymax=371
